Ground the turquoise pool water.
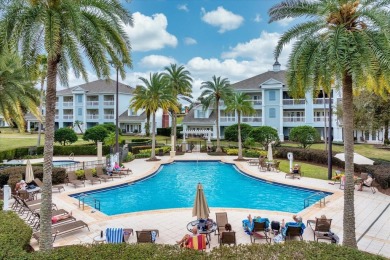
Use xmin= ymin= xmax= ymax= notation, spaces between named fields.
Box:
xmin=70 ymin=161 xmax=331 ymax=216
xmin=53 ymin=160 xmax=80 ymax=167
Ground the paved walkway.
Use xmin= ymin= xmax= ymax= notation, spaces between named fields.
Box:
xmin=25 ymin=153 xmax=389 ymax=257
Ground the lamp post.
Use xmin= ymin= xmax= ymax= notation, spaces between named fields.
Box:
xmin=327 ymin=91 xmax=333 ymax=180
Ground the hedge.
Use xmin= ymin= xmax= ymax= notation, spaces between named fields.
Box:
xmin=226 ymin=148 xmax=267 ymax=158
xmin=0 ymin=166 xmax=67 ymax=188
xmin=0 ymin=211 xmax=32 ymax=259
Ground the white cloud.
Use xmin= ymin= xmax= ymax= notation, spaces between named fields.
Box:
xmin=254 ymin=14 xmax=262 ymax=23
xmin=276 ymin=17 xmax=295 ymax=27
xmin=177 ymin=4 xmax=189 ymax=12
xmin=201 ymin=6 xmax=244 ymax=33
xmin=184 ymin=37 xmax=197 ymax=45
xmin=124 ymin=12 xmax=178 ymax=52
xmin=139 ymin=55 xmax=177 ymax=68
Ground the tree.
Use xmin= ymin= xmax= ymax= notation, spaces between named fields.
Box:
xmin=83 ymin=125 xmax=109 ymax=145
xmin=54 ymin=128 xmax=78 ymax=146
xmin=224 ymin=124 xmax=253 ymax=142
xmin=162 ymin=64 xmax=193 ymax=150
xmin=199 ymin=76 xmax=233 ymax=153
xmin=100 ymin=123 xmax=121 ymax=134
xmin=0 ymin=49 xmax=40 ymax=132
xmin=0 ymin=0 xmax=132 ymax=250
xmin=73 ymin=120 xmax=84 ymax=134
xmin=289 ymin=126 xmax=320 ymax=149
xmin=250 ymin=126 xmax=279 ymax=149
xmin=104 ymin=132 xmax=122 ymax=152
xmin=269 ymin=0 xmax=390 ymax=247
xmin=131 ymin=73 xmax=177 ymax=161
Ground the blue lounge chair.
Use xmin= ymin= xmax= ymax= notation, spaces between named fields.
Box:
xmin=282 ymin=222 xmax=305 ymax=241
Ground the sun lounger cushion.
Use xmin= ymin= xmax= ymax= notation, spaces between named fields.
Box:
xmin=106 ymin=228 xmax=124 ymax=243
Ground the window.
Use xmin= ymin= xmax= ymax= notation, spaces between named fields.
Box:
xmin=78 ymin=108 xmax=82 ymax=116
xmin=269 ymin=91 xmax=276 ymax=101
xmin=197 ymin=110 xmax=205 ymax=118
xmin=269 ymin=108 xmax=276 ymax=118
xmin=77 ymin=95 xmax=82 ymax=103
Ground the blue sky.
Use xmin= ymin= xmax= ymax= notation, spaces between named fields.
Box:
xmin=67 ymin=0 xmax=296 ymax=99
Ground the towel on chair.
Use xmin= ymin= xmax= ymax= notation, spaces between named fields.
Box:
xmin=106 ymin=228 xmax=124 ymax=243
xmin=187 ymin=234 xmax=206 ymax=250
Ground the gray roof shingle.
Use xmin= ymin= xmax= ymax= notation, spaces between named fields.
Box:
xmin=56 ymin=79 xmax=134 ymax=95
xmin=182 ymin=104 xmax=216 ymax=124
xmin=231 ymin=70 xmax=286 ymax=90
xmin=118 ymin=110 xmax=147 ymax=122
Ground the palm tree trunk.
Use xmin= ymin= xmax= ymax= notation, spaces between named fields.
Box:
xmin=37 ymin=80 xmax=45 ymax=147
xmin=150 ymin=112 xmax=157 ymax=160
xmin=172 ymin=112 xmax=177 ymax=149
xmin=384 ymin=119 xmax=389 ymax=142
xmin=39 ymin=58 xmax=58 ymax=251
xmin=237 ymin=112 xmax=243 ymax=160
xmin=146 ymin=111 xmax=151 ymax=137
xmin=342 ymin=72 xmax=357 ymax=248
xmin=216 ymin=99 xmax=222 ymax=153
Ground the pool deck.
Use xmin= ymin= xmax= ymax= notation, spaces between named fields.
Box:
xmin=25 ymin=153 xmax=389 ymax=257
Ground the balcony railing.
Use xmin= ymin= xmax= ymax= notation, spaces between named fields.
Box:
xmin=86 ymin=115 xmax=99 ymax=119
xmin=220 ymin=117 xmax=236 ymax=122
xmin=283 ymin=117 xmax=305 ymax=122
xmin=104 ymin=101 xmax=114 ymax=106
xmin=63 ymin=102 xmax=73 ymax=107
xmin=245 ymin=100 xmax=262 ymax=106
xmin=313 ymin=116 xmax=326 ymax=122
xmin=104 ymin=115 xmax=114 ymax=119
xmin=242 ymin=116 xmax=262 ymax=123
xmin=86 ymin=101 xmax=99 ymax=106
xmin=63 ymin=115 xmax=73 ymax=120
xmin=313 ymin=98 xmax=332 ymax=105
xmin=283 ymin=99 xmax=305 ymax=105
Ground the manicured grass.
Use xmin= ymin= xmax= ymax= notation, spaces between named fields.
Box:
xmin=278 ymin=159 xmax=338 ymax=180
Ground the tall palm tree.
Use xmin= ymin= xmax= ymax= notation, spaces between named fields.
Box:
xmin=0 ymin=49 xmax=40 ymax=131
xmin=162 ymin=64 xmax=193 ymax=150
xmin=131 ymin=73 xmax=178 ymax=160
xmin=0 ymin=0 xmax=132 ymax=251
xmin=200 ymin=76 xmax=233 ymax=153
xmin=269 ymin=0 xmax=390 ymax=248
xmin=225 ymin=92 xmax=255 ymax=160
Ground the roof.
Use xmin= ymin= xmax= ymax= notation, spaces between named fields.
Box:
xmin=231 ymin=70 xmax=286 ymax=90
xmin=56 ymin=79 xmax=134 ymax=95
xmin=118 ymin=110 xmax=147 ymax=122
xmin=182 ymin=104 xmax=216 ymax=124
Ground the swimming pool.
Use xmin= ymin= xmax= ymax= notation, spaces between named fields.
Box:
xmin=53 ymin=160 xmax=80 ymax=167
xmin=70 ymin=161 xmax=331 ymax=215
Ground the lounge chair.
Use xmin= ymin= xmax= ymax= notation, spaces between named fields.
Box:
xmin=111 ymin=168 xmax=132 ymax=178
xmin=250 ymin=220 xmax=271 ymax=244
xmin=285 ymin=164 xmax=302 ymax=179
xmin=272 ymin=161 xmax=280 ymax=172
xmin=33 ymin=211 xmax=76 ymax=229
xmin=123 ymin=228 xmax=134 ymax=242
xmin=283 ymin=222 xmax=305 ymax=241
xmin=84 ymin=168 xmax=101 ymax=185
xmin=259 ymin=160 xmax=267 ymax=172
xmin=96 ymin=166 xmax=113 ymax=182
xmin=136 ymin=230 xmax=157 ymax=243
xmin=307 ymin=218 xmax=333 ymax=242
xmin=34 ymin=178 xmax=65 ymax=193
xmin=187 ymin=234 xmax=207 ymax=250
xmin=33 ymin=220 xmax=89 ymax=242
xmin=215 ymin=212 xmax=228 ymax=240
xmin=67 ymin=171 xmax=85 ymax=188
xmin=220 ymin=231 xmax=236 ymax=246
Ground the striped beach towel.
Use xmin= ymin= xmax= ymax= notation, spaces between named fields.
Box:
xmin=106 ymin=228 xmax=124 ymax=244
xmin=187 ymin=234 xmax=207 ymax=250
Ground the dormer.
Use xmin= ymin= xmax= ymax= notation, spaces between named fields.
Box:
xmin=273 ymin=60 xmax=281 ymax=72
xmin=194 ymin=108 xmax=210 ymax=119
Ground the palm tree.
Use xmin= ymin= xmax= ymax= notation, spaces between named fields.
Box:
xmin=162 ymin=64 xmax=193 ymax=150
xmin=0 ymin=0 xmax=132 ymax=251
xmin=131 ymin=73 xmax=178 ymax=160
xmin=225 ymin=92 xmax=255 ymax=160
xmin=269 ymin=0 xmax=390 ymax=248
xmin=0 ymin=49 xmax=40 ymax=131
xmin=200 ymin=76 xmax=233 ymax=153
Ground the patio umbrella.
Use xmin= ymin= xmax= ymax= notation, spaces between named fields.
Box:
xmin=334 ymin=152 xmax=374 ymax=165
xmin=25 ymin=159 xmax=34 ymax=184
xmin=267 ymin=143 xmax=273 ymax=161
xmin=192 ymin=183 xmax=210 ymax=219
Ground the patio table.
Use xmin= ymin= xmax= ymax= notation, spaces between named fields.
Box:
xmin=186 ymin=220 xmax=217 ymax=248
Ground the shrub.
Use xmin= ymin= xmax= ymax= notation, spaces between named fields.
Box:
xmin=83 ymin=125 xmax=109 ymax=144
xmin=135 ymin=153 xmax=150 ymax=159
xmin=249 ymin=126 xmax=279 ymax=148
xmin=131 ymin=145 xmax=155 ymax=154
xmin=54 ymin=128 xmax=78 ymax=146
xmin=101 ymin=123 xmax=122 ymax=134
xmin=139 ymin=146 xmax=171 ymax=155
xmin=244 ymin=137 xmax=255 ymax=148
xmin=75 ymin=169 xmax=85 ymax=179
xmin=289 ymin=126 xmax=320 ymax=149
xmin=157 ymin=127 xmax=172 ymax=137
xmin=36 ymin=145 xmax=110 ymax=156
xmin=226 ymin=148 xmax=238 ymax=155
xmin=0 ymin=147 xmax=30 ymax=161
xmin=224 ymin=123 xmax=253 ymax=142
xmin=243 ymin=149 xmax=267 ymax=158
xmin=131 ymin=139 xmax=151 ymax=143
xmin=123 ymin=152 xmax=135 ymax=163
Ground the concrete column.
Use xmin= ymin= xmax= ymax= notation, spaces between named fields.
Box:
xmin=170 ymin=135 xmax=176 ymax=157
xmin=2 ymin=185 xmax=11 ymax=211
xmin=97 ymin=142 xmax=103 ymax=163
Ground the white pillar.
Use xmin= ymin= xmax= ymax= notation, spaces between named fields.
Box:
xmin=97 ymin=142 xmax=103 ymax=163
xmin=2 ymin=185 xmax=11 ymax=211
xmin=170 ymin=135 xmax=176 ymax=157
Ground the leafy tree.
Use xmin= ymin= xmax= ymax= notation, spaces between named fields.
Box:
xmin=101 ymin=123 xmax=121 ymax=134
xmin=269 ymin=0 xmax=390 ymax=247
xmin=250 ymin=126 xmax=279 ymax=149
xmin=73 ymin=120 xmax=84 ymax=134
xmin=224 ymin=124 xmax=253 ymax=142
xmin=289 ymin=126 xmax=320 ymax=149
xmin=162 ymin=64 xmax=193 ymax=150
xmin=104 ymin=132 xmax=122 ymax=151
xmin=83 ymin=126 xmax=109 ymax=145
xmin=131 ymin=73 xmax=178 ymax=160
xmin=0 ymin=0 xmax=132 ymax=250
xmin=54 ymin=128 xmax=78 ymax=146
xmin=244 ymin=137 xmax=255 ymax=149
xmin=199 ymin=76 xmax=233 ymax=153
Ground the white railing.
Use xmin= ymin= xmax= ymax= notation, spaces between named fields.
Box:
xmin=86 ymin=115 xmax=99 ymax=119
xmin=313 ymin=116 xmax=325 ymax=122
xmin=63 ymin=115 xmax=73 ymax=120
xmin=104 ymin=101 xmax=114 ymax=106
xmin=283 ymin=99 xmax=305 ymax=105
xmin=220 ymin=117 xmax=236 ymax=122
xmin=63 ymin=102 xmax=73 ymax=107
xmin=55 ymin=115 xmax=59 ymax=120
xmin=104 ymin=115 xmax=114 ymax=119
xmin=283 ymin=117 xmax=305 ymax=122
xmin=313 ymin=98 xmax=332 ymax=105
xmin=242 ymin=116 xmax=262 ymax=123
xmin=245 ymin=100 xmax=262 ymax=106
xmin=86 ymin=101 xmax=99 ymax=106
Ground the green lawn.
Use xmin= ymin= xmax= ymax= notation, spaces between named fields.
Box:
xmin=278 ymin=159 xmax=336 ymax=180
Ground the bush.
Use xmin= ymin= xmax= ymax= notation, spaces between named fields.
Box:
xmin=224 ymin=124 xmax=253 ymax=142
xmin=139 ymin=146 xmax=171 ymax=155
xmin=135 ymin=153 xmax=150 ymax=159
xmin=54 ymin=128 xmax=78 ymax=146
xmin=83 ymin=125 xmax=109 ymax=144
xmin=289 ymin=126 xmax=320 ymax=149
xmin=249 ymin=126 xmax=279 ymax=148
xmin=123 ymin=152 xmax=135 ymax=163
xmin=0 ymin=147 xmax=30 ymax=161
xmin=75 ymin=169 xmax=85 ymax=179
xmin=131 ymin=139 xmax=151 ymax=143
xmin=131 ymin=145 xmax=154 ymax=154
xmin=157 ymin=127 xmax=171 ymax=137
xmin=0 ymin=211 xmax=32 ymax=259
xmin=101 ymin=123 xmax=122 ymax=134
xmin=36 ymin=145 xmax=110 ymax=156
xmin=243 ymin=149 xmax=267 ymax=158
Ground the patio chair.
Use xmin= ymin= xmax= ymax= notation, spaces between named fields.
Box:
xmin=96 ymin=166 xmax=113 ymax=182
xmin=283 ymin=222 xmax=304 ymax=241
xmin=285 ymin=164 xmax=301 ymax=179
xmin=272 ymin=161 xmax=280 ymax=172
xmin=34 ymin=211 xmax=76 ymax=229
xmin=33 ymin=220 xmax=89 ymax=242
xmin=332 ymin=170 xmax=342 ymax=185
xmin=220 ymin=231 xmax=236 ymax=246
xmin=307 ymin=218 xmax=333 ymax=242
xmin=84 ymin=168 xmax=101 ymax=185
xmin=34 ymin=178 xmax=65 ymax=193
xmin=259 ymin=160 xmax=267 ymax=172
xmin=250 ymin=220 xmax=271 ymax=244
xmin=67 ymin=171 xmax=85 ymax=188
xmin=136 ymin=230 xmax=157 ymax=243
xmin=215 ymin=212 xmax=228 ymax=239
xmin=187 ymin=234 xmax=207 ymax=250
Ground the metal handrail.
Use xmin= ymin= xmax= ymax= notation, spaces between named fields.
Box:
xmin=77 ymin=193 xmax=101 ymax=211
xmin=69 ymin=153 xmax=74 ymax=160
xmin=304 ymin=192 xmax=326 ymax=208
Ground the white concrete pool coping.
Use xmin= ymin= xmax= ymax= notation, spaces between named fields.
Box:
xmin=23 ymin=153 xmax=389 ymax=257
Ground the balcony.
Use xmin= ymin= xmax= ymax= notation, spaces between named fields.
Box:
xmin=245 ymin=100 xmax=262 ymax=106
xmin=63 ymin=102 xmax=73 ymax=107
xmin=220 ymin=117 xmax=236 ymax=123
xmin=86 ymin=115 xmax=99 ymax=119
xmin=55 ymin=115 xmax=59 ymax=120
xmin=314 ymin=116 xmax=325 ymax=122
xmin=283 ymin=117 xmax=305 ymax=122
xmin=313 ymin=98 xmax=333 ymax=105
xmin=104 ymin=101 xmax=114 ymax=106
xmin=104 ymin=114 xmax=114 ymax=120
xmin=283 ymin=99 xmax=305 ymax=105
xmin=63 ymin=115 xmax=73 ymax=120
xmin=86 ymin=101 xmax=99 ymax=107
xmin=242 ymin=116 xmax=262 ymax=123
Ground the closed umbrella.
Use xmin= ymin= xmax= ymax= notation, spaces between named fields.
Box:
xmin=192 ymin=183 xmax=210 ymax=220
xmin=25 ymin=159 xmax=34 ymax=184
xmin=267 ymin=143 xmax=273 ymax=161
xmin=334 ymin=152 xmax=374 ymax=165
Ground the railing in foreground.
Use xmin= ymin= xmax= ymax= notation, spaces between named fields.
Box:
xmin=304 ymin=192 xmax=326 ymax=209
xmin=78 ymin=193 xmax=101 ymax=211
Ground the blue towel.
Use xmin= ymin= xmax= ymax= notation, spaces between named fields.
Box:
xmin=254 ymin=217 xmax=270 ymax=229
xmin=151 ymin=231 xmax=157 ymax=242
xmin=106 ymin=228 xmax=124 ymax=244
xmin=282 ymin=222 xmax=306 ymax=237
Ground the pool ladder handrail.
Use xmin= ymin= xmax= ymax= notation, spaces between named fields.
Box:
xmin=303 ymin=192 xmax=326 ymax=209
xmin=78 ymin=193 xmax=101 ymax=211
xmin=69 ymin=153 xmax=74 ymax=160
